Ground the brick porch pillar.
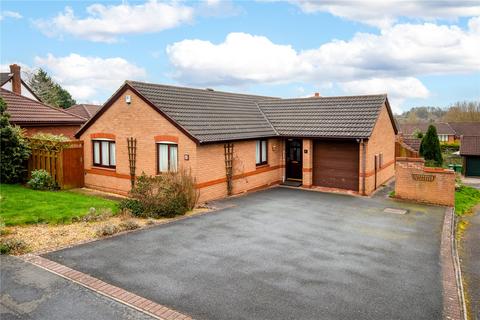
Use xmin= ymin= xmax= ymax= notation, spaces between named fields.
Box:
xmin=302 ymin=139 xmax=313 ymax=187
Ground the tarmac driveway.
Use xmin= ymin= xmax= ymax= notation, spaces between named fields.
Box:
xmin=45 ymin=187 xmax=445 ymax=320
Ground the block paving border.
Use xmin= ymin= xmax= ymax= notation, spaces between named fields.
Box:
xmin=441 ymin=207 xmax=466 ymax=320
xmin=21 ymin=254 xmax=192 ymax=320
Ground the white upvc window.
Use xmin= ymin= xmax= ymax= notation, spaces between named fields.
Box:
xmin=157 ymin=142 xmax=178 ymax=173
xmin=92 ymin=139 xmax=116 ymax=168
xmin=438 ymin=134 xmax=449 ymax=142
xmin=256 ymin=139 xmax=268 ymax=165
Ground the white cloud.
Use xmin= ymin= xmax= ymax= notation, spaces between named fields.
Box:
xmin=287 ymin=0 xmax=480 ymax=28
xmin=166 ymin=18 xmax=480 ymax=108
xmin=339 ymin=77 xmax=430 ymax=114
xmin=0 ymin=10 xmax=22 ymax=21
xmin=34 ymin=54 xmax=146 ymax=101
xmin=35 ymin=1 xmax=194 ymax=43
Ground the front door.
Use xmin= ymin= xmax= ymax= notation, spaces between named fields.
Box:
xmin=286 ymin=139 xmax=303 ymax=180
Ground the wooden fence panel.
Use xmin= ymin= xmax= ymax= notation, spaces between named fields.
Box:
xmin=27 ymin=140 xmax=84 ymax=189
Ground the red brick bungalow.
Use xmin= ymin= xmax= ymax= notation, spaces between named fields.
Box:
xmin=0 ymin=88 xmax=85 ymax=139
xmin=75 ymin=81 xmax=398 ymax=203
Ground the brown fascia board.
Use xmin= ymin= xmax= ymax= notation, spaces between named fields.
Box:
xmin=15 ymin=122 xmax=83 ymax=127
xmin=384 ymin=97 xmax=398 ymax=135
xmin=198 ymin=135 xmax=367 ymax=145
xmin=74 ymin=82 xmax=200 ymax=144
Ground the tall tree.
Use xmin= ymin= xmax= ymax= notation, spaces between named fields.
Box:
xmin=442 ymin=101 xmax=480 ymax=122
xmin=28 ymin=69 xmax=76 ymax=109
xmin=0 ymin=97 xmax=31 ymax=183
xmin=419 ymin=125 xmax=443 ymax=166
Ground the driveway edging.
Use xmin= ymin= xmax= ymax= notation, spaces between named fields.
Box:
xmin=441 ymin=207 xmax=467 ymax=320
xmin=20 ymin=254 xmax=193 ymax=320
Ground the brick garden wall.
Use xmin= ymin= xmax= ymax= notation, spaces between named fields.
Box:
xmin=395 ymin=157 xmax=455 ymax=206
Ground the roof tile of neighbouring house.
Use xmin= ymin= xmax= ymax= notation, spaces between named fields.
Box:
xmin=128 ymin=81 xmax=279 ymax=142
xmin=399 ymin=122 xmax=456 ymax=135
xmin=402 ymin=137 xmax=422 ymax=151
xmin=460 ymin=136 xmax=480 ymax=156
xmin=0 ymin=72 xmax=12 ymax=86
xmin=0 ymin=88 xmax=85 ymax=125
xmin=66 ymin=104 xmax=101 ymax=120
xmin=448 ymin=122 xmax=480 ymax=137
xmin=257 ymin=94 xmax=389 ymax=138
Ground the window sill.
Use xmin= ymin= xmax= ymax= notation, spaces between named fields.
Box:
xmin=92 ymin=166 xmax=116 ymax=171
xmin=256 ymin=163 xmax=269 ymax=169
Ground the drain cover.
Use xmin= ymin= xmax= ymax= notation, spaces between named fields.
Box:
xmin=384 ymin=207 xmax=408 ymax=215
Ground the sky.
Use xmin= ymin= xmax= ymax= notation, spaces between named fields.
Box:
xmin=1 ymin=0 xmax=479 ymax=114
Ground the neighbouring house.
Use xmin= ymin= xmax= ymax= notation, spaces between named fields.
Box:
xmin=448 ymin=122 xmax=480 ymax=139
xmin=460 ymin=136 xmax=480 ymax=177
xmin=399 ymin=122 xmax=457 ymax=143
xmin=75 ymin=81 xmax=398 ymax=203
xmin=1 ymin=64 xmax=41 ymax=101
xmin=0 ymin=88 xmax=85 ymax=139
xmin=66 ymin=103 xmax=101 ymax=120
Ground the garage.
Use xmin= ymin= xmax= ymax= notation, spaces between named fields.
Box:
xmin=313 ymin=140 xmax=359 ymax=191
xmin=465 ymin=156 xmax=480 ymax=177
xmin=460 ymin=136 xmax=480 ymax=177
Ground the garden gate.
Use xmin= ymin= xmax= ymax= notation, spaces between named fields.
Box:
xmin=28 ymin=139 xmax=84 ymax=189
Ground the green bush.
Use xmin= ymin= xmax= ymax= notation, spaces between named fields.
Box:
xmin=28 ymin=169 xmax=57 ymax=190
xmin=419 ymin=125 xmax=443 ymax=166
xmin=95 ymin=224 xmax=118 ymax=237
xmin=123 ymin=170 xmax=199 ymax=218
xmin=0 ymin=97 xmax=31 ymax=183
xmin=119 ymin=220 xmax=140 ymax=231
xmin=0 ymin=238 xmax=28 ymax=255
xmin=440 ymin=142 xmax=460 ymax=153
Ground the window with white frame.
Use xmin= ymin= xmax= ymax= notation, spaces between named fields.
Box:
xmin=256 ymin=139 xmax=268 ymax=165
xmin=157 ymin=143 xmax=178 ymax=173
xmin=92 ymin=140 xmax=116 ymax=168
xmin=438 ymin=134 xmax=449 ymax=142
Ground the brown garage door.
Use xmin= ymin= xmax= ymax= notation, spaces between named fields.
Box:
xmin=313 ymin=140 xmax=359 ymax=191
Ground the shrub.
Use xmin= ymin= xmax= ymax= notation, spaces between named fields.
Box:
xmin=419 ymin=125 xmax=443 ymax=166
xmin=29 ymin=133 xmax=70 ymax=151
xmin=28 ymin=169 xmax=57 ymax=190
xmin=95 ymin=224 xmax=118 ymax=237
xmin=440 ymin=142 xmax=460 ymax=153
xmin=0 ymin=238 xmax=28 ymax=255
xmin=126 ymin=170 xmax=199 ymax=218
xmin=119 ymin=198 xmax=143 ymax=216
xmin=75 ymin=207 xmax=113 ymax=222
xmin=0 ymin=97 xmax=31 ymax=183
xmin=119 ymin=220 xmax=140 ymax=231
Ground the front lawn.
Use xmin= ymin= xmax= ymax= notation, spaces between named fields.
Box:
xmin=0 ymin=184 xmax=119 ymax=225
xmin=455 ymin=186 xmax=480 ymax=216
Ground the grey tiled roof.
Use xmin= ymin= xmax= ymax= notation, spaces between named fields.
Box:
xmin=79 ymin=81 xmax=393 ymax=142
xmin=129 ymin=81 xmax=279 ymax=143
xmin=257 ymin=95 xmax=388 ymax=138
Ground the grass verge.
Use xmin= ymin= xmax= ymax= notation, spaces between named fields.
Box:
xmin=455 ymin=186 xmax=480 ymax=216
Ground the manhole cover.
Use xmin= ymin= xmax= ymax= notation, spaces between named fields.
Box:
xmin=384 ymin=207 xmax=408 ymax=215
